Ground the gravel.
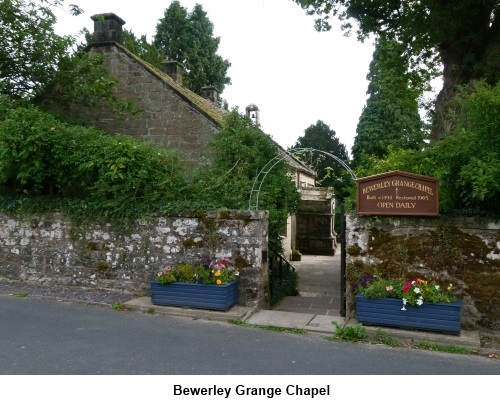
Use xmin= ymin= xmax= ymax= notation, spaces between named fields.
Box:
xmin=0 ymin=281 xmax=141 ymax=305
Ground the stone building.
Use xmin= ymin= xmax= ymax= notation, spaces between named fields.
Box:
xmin=62 ymin=12 xmax=333 ymax=258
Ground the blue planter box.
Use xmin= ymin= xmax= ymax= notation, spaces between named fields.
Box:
xmin=150 ymin=280 xmax=239 ymax=311
xmin=355 ymin=295 xmax=462 ymax=334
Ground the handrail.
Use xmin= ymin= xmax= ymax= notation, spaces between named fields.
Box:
xmin=269 ymin=251 xmax=296 ymax=276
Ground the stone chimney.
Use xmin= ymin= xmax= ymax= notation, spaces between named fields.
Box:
xmin=163 ymin=61 xmax=184 ymax=85
xmin=202 ymin=85 xmax=218 ymax=104
xmin=245 ymin=103 xmax=260 ymax=125
xmin=91 ymin=13 xmax=126 ymax=44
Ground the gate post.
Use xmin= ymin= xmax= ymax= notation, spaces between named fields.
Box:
xmin=340 ymin=203 xmax=346 ymax=317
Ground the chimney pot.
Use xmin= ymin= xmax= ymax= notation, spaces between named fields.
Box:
xmin=91 ymin=13 xmax=126 ymax=44
xmin=163 ymin=60 xmax=184 ymax=85
xmin=202 ymin=85 xmax=218 ymax=104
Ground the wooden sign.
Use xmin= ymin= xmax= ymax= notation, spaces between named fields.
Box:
xmin=356 ymin=171 xmax=439 ymax=216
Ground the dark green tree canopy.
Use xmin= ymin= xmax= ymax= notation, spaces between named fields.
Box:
xmin=293 ymin=0 xmax=500 ymax=138
xmin=291 ymin=120 xmax=351 ymax=198
xmin=352 ymin=37 xmax=424 ymax=167
xmin=122 ymin=29 xmax=164 ymax=70
xmin=154 ymin=1 xmax=231 ymax=99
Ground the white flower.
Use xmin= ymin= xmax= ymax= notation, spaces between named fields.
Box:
xmin=417 ymin=297 xmax=424 ymax=306
xmin=402 ymin=298 xmax=407 ymax=304
xmin=435 ymin=285 xmax=440 ymax=290
xmin=414 ymin=287 xmax=421 ymax=294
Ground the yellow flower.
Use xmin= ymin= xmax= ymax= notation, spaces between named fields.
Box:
xmin=214 ymin=271 xmax=221 ymax=277
xmin=216 ymin=279 xmax=222 ymax=285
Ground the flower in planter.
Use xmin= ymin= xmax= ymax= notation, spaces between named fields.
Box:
xmin=195 ymin=257 xmax=239 ymax=285
xmin=156 ymin=265 xmax=177 ymax=284
xmin=154 ymin=257 xmax=239 ymax=286
xmin=355 ymin=274 xmax=457 ymax=310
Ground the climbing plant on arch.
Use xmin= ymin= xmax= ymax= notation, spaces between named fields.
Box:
xmin=249 ymin=148 xmax=357 ymax=210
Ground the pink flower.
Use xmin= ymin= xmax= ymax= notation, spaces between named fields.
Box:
xmin=163 ymin=265 xmax=172 ymax=271
xmin=386 ymin=286 xmax=393 ymax=291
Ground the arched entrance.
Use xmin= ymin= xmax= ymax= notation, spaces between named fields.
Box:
xmin=250 ymin=148 xmax=355 ymax=317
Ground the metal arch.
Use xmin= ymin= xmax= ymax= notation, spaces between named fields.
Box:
xmin=289 ymin=148 xmax=357 ymax=181
xmin=248 ymin=148 xmax=357 ymax=210
xmin=248 ymin=153 xmax=288 ymax=210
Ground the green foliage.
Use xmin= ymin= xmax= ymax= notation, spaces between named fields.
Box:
xmin=39 ymin=51 xmax=135 ymax=114
xmin=291 ymin=120 xmax=352 ymax=200
xmin=0 ymin=1 xmax=132 ymax=114
xmin=229 ymin=319 xmax=306 ymax=334
xmin=413 ymin=341 xmax=471 ymax=355
xmin=0 ymin=105 xmax=193 ymax=225
xmin=331 ymin=321 xmax=367 ymax=342
xmin=0 ymin=0 xmax=72 ymax=98
xmin=352 ymin=37 xmax=425 ymax=167
xmin=122 ymin=29 xmax=164 ymax=71
xmin=447 ymin=81 xmax=500 ymax=208
xmin=293 ymin=0 xmax=497 ymax=81
xmin=173 ymin=263 xmax=198 ymax=283
xmin=15 ymin=291 xmax=29 ymax=298
xmin=354 ymin=81 xmax=500 ymax=216
xmin=155 ymin=258 xmax=238 ymax=286
xmin=356 ymin=275 xmax=457 ymax=306
xmin=373 ymin=330 xmax=400 ymax=346
xmin=111 ymin=302 xmax=132 ymax=311
xmin=269 ymin=266 xmax=299 ymax=308
xmin=154 ymin=1 xmax=231 ymax=101
xmin=155 ymin=266 xmax=178 ymax=284
xmin=189 ymin=110 xmax=301 ymax=253
xmin=0 ymin=107 xmax=298 ymax=252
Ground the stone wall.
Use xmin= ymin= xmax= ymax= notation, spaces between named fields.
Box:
xmin=346 ymin=215 xmax=500 ymax=330
xmin=0 ymin=210 xmax=269 ymax=308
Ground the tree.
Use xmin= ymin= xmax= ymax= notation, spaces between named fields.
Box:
xmin=293 ymin=0 xmax=500 ymax=139
xmin=352 ymin=81 xmax=500 ymax=215
xmin=0 ymin=0 xmax=128 ymax=113
xmin=189 ymin=110 xmax=300 ymax=253
xmin=154 ymin=1 xmax=231 ymax=100
xmin=0 ymin=0 xmax=74 ymax=98
xmin=122 ymin=29 xmax=164 ymax=71
xmin=352 ymin=37 xmax=425 ymax=167
xmin=291 ymin=120 xmax=351 ymax=199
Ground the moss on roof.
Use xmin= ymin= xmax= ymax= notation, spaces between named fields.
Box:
xmin=89 ymin=42 xmax=225 ymax=126
xmin=88 ymin=41 xmax=314 ymax=177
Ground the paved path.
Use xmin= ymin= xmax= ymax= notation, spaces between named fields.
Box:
xmin=272 ymin=254 xmax=341 ymax=316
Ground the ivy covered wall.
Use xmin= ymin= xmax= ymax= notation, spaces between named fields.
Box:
xmin=346 ymin=215 xmax=500 ymax=330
